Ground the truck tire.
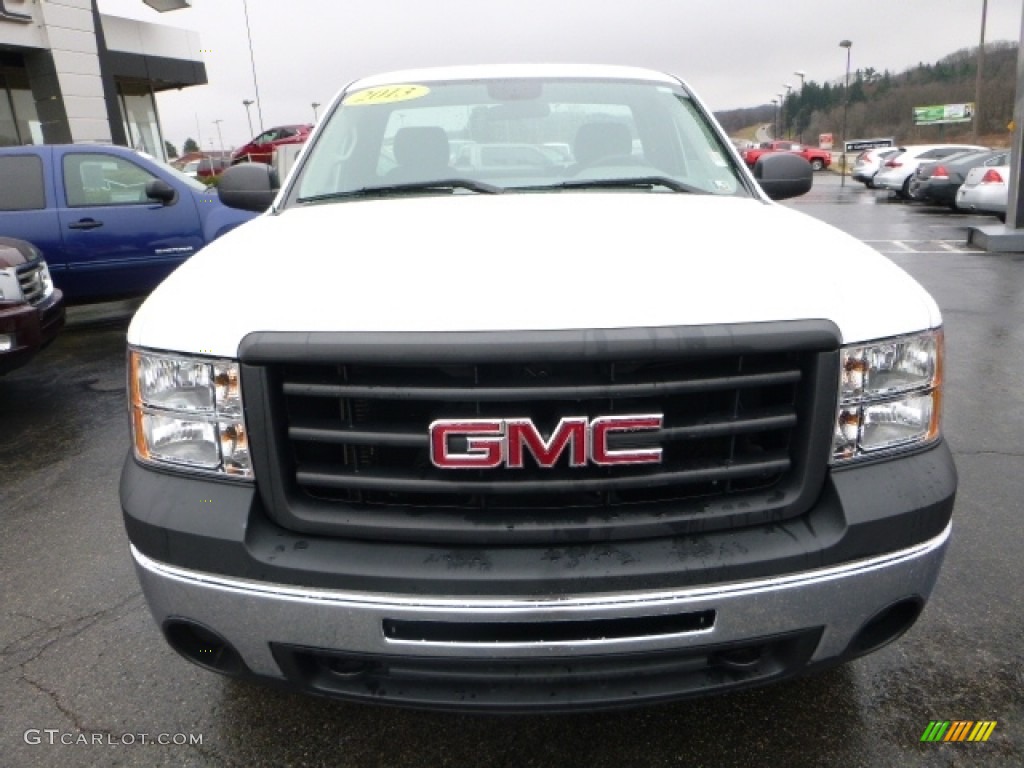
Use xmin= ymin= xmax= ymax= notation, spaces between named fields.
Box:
xmin=810 ymin=158 xmax=824 ymax=171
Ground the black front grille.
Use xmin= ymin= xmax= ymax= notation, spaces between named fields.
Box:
xmin=242 ymin=325 xmax=838 ymax=543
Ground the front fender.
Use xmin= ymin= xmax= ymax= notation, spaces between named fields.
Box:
xmin=198 ymin=195 xmax=260 ymax=243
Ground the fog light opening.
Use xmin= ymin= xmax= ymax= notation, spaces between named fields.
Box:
xmin=849 ymin=598 xmax=924 ymax=656
xmin=164 ymin=619 xmax=246 ymax=676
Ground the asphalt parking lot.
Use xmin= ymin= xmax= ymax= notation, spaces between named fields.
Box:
xmin=1 ymin=174 xmax=1022 ymax=768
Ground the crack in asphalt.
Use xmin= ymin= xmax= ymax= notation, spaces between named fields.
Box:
xmin=19 ymin=674 xmax=236 ymax=766
xmin=0 ymin=592 xmax=144 ymax=675
xmin=8 ymin=590 xmax=236 ymax=766
xmin=21 ymin=675 xmax=91 ymax=732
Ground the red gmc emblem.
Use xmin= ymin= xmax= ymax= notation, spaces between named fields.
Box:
xmin=429 ymin=415 xmax=663 ymax=469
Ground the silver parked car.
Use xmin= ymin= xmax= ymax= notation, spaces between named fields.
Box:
xmin=851 ymin=147 xmax=899 ymax=188
xmin=955 ymin=163 xmax=1010 ymax=220
xmin=874 ymin=144 xmax=987 ymax=198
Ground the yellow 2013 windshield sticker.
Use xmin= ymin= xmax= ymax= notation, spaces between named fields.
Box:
xmin=344 ymin=85 xmax=430 ymax=106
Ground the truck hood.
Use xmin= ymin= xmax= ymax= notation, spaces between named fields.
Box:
xmin=128 ymin=192 xmax=941 ymax=357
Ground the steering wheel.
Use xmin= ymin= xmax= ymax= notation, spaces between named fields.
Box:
xmin=571 ymin=154 xmax=656 ymax=175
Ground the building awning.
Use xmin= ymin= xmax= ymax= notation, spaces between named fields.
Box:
xmin=100 ymin=13 xmax=206 ymax=91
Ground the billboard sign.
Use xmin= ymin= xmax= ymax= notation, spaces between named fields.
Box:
xmin=913 ymin=103 xmax=974 ymax=126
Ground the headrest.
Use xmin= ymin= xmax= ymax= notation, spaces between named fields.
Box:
xmin=393 ymin=126 xmax=450 ymax=169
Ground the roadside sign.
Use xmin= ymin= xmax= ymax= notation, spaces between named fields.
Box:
xmin=913 ymin=103 xmax=974 ymax=126
xmin=845 ymin=137 xmax=895 ymax=152
xmin=819 ymin=133 xmax=834 ymax=149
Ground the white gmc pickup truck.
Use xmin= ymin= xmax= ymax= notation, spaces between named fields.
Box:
xmin=121 ymin=64 xmax=956 ymax=711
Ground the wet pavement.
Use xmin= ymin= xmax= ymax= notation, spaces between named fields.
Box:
xmin=1 ymin=177 xmax=1021 ymax=767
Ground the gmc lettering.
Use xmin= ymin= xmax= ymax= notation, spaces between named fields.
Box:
xmin=429 ymin=415 xmax=663 ymax=469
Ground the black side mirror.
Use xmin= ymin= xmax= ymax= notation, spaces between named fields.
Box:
xmin=754 ymin=153 xmax=813 ymax=201
xmin=218 ymin=163 xmax=280 ymax=213
xmin=145 ymin=179 xmax=177 ymax=205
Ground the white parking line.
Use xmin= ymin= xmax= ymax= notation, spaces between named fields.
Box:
xmin=862 ymin=239 xmax=982 ymax=254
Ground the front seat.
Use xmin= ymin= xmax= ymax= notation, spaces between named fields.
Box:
xmin=387 ymin=126 xmax=451 ymax=183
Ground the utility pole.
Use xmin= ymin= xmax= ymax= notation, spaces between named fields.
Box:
xmin=974 ymin=0 xmax=988 ymax=143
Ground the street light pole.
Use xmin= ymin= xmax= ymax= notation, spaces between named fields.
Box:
xmin=839 ymin=39 xmax=853 ymax=187
xmin=241 ymin=0 xmax=264 ymax=133
xmin=770 ymin=99 xmax=779 ymax=139
xmin=782 ymin=84 xmax=793 ymax=139
xmin=312 ymin=102 xmax=321 ymax=122
xmin=793 ymin=71 xmax=806 ymax=142
xmin=212 ymin=119 xmax=224 ymax=156
xmin=242 ymin=99 xmax=254 ymax=137
xmin=777 ymin=93 xmax=786 ymax=140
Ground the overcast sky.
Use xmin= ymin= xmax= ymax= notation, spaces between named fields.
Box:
xmin=97 ymin=0 xmax=1022 ymax=152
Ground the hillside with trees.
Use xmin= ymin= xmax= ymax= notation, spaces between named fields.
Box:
xmin=715 ymin=42 xmax=1017 ymax=147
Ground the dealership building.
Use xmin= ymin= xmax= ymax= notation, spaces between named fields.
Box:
xmin=0 ymin=0 xmax=202 ymax=160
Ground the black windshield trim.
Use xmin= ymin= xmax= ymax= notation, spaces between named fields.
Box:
xmin=297 ymin=178 xmax=503 ymax=204
xmin=518 ymin=176 xmax=708 ymax=195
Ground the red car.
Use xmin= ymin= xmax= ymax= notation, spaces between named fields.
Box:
xmin=741 ymin=140 xmax=832 ymax=171
xmin=231 ymin=124 xmax=313 ymax=165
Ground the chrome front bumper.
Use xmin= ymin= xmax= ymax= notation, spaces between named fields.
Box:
xmin=133 ymin=522 xmax=950 ymax=680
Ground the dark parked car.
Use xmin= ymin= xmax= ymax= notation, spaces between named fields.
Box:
xmin=909 ymin=149 xmax=1009 ymax=208
xmin=231 ymin=124 xmax=313 ymax=165
xmin=0 ymin=237 xmax=64 ymax=374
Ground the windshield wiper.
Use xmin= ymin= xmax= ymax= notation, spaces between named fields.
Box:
xmin=533 ymin=176 xmax=706 ymax=194
xmin=298 ymin=178 xmax=503 ymax=203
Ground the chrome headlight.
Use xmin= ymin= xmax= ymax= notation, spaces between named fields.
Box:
xmin=832 ymin=328 xmax=943 ymax=463
xmin=38 ymin=261 xmax=55 ymax=300
xmin=129 ymin=348 xmax=252 ymax=479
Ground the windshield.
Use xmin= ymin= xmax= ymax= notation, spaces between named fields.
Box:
xmin=289 ymin=78 xmax=749 ymax=204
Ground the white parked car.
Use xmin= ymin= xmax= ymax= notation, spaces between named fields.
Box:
xmin=955 ymin=163 xmax=1010 ymax=219
xmin=874 ymin=144 xmax=987 ymax=198
xmin=851 ymin=147 xmax=899 ymax=188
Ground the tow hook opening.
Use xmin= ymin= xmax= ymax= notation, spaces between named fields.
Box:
xmin=712 ymin=645 xmax=765 ymax=671
xmin=849 ymin=598 xmax=924 ymax=656
xmin=164 ymin=619 xmax=247 ymax=676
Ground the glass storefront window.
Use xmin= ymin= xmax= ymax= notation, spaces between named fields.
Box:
xmin=0 ymin=70 xmax=41 ymax=146
xmin=118 ymin=82 xmax=166 ymax=162
xmin=0 ymin=84 xmax=17 ymax=147
xmin=11 ymin=86 xmax=41 ymax=144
